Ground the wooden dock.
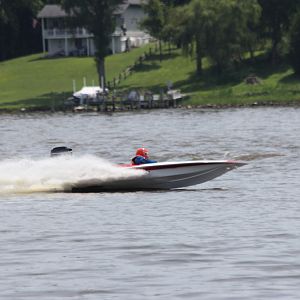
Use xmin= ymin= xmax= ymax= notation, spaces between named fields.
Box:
xmin=68 ymin=90 xmax=186 ymax=112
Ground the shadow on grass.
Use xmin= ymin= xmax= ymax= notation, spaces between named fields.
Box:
xmin=28 ymin=56 xmax=44 ymax=62
xmin=119 ymin=83 xmax=166 ymax=93
xmin=133 ymin=62 xmax=161 ymax=72
xmin=130 ymin=52 xmax=180 ymax=73
xmin=249 ymin=60 xmax=290 ymax=80
xmin=28 ymin=55 xmax=90 ymax=63
xmin=175 ymin=56 xmax=292 ymax=94
xmin=0 ymin=92 xmax=70 ymax=110
xmin=124 ymin=52 xmax=180 ymax=78
xmin=145 ymin=52 xmax=180 ymax=62
xmin=279 ymin=72 xmax=300 ymax=84
xmin=121 ymin=54 xmax=293 ymax=97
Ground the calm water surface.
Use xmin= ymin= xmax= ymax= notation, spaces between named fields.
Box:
xmin=0 ymin=107 xmax=300 ymax=299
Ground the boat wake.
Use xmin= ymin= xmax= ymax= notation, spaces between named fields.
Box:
xmin=234 ymin=153 xmax=284 ymax=161
xmin=0 ymin=155 xmax=145 ymax=194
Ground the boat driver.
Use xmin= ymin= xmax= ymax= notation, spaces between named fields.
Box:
xmin=132 ymin=148 xmax=157 ymax=165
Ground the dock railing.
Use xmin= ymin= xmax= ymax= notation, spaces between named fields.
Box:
xmin=70 ymin=88 xmax=185 ymax=113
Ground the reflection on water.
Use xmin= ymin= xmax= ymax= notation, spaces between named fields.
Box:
xmin=0 ymin=107 xmax=300 ymax=300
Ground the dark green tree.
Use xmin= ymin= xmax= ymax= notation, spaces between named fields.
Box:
xmin=167 ymin=2 xmax=204 ymax=75
xmin=170 ymin=0 xmax=261 ymax=75
xmin=289 ymin=11 xmax=300 ymax=74
xmin=204 ymin=0 xmax=261 ymax=71
xmin=62 ymin=0 xmax=124 ymax=88
xmin=0 ymin=0 xmax=43 ymax=61
xmin=161 ymin=0 xmax=191 ymax=6
xmin=258 ymin=0 xmax=300 ymax=64
xmin=140 ymin=0 xmax=166 ymax=61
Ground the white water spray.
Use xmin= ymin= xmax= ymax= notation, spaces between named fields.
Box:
xmin=0 ymin=155 xmax=145 ymax=194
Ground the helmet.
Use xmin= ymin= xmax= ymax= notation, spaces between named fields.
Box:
xmin=136 ymin=147 xmax=149 ymax=159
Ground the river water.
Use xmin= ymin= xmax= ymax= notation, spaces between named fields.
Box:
xmin=0 ymin=107 xmax=299 ymax=299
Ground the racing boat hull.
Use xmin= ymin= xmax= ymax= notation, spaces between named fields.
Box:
xmin=71 ymin=160 xmax=246 ymax=192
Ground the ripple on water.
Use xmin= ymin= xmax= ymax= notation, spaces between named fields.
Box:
xmin=0 ymin=108 xmax=300 ymax=300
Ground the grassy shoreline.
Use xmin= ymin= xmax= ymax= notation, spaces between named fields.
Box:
xmin=1 ymin=45 xmax=300 ymax=112
xmin=118 ymin=48 xmax=300 ymax=108
xmin=0 ymin=100 xmax=299 ymax=115
xmin=0 ymin=45 xmax=152 ymax=111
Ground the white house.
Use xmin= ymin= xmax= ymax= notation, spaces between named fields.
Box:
xmin=37 ymin=0 xmax=151 ymax=57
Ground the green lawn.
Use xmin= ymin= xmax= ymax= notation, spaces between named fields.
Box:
xmin=119 ymin=47 xmax=300 ymax=106
xmin=0 ymin=44 xmax=152 ymax=110
xmin=1 ymin=44 xmax=300 ymax=111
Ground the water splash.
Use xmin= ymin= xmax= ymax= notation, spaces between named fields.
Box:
xmin=0 ymin=155 xmax=145 ymax=194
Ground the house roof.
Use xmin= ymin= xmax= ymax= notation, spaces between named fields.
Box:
xmin=37 ymin=1 xmax=145 ymax=18
xmin=37 ymin=5 xmax=68 ymax=18
xmin=114 ymin=4 xmax=130 ymax=15
xmin=128 ymin=0 xmax=145 ymax=5
xmin=115 ymin=0 xmax=146 ymax=14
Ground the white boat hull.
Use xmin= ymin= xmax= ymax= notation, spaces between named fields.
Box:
xmin=71 ymin=160 xmax=246 ymax=192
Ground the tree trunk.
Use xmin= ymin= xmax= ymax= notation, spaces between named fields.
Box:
xmin=196 ymin=39 xmax=202 ymax=76
xmin=249 ymin=47 xmax=255 ymax=62
xmin=159 ymin=40 xmax=162 ymax=62
xmin=0 ymin=25 xmax=4 ymax=61
xmin=271 ymin=27 xmax=281 ymax=65
xmin=196 ymin=55 xmax=202 ymax=76
xmin=271 ymin=40 xmax=279 ymax=65
xmin=97 ymin=57 xmax=106 ymax=90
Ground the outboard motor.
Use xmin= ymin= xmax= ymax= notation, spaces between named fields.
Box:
xmin=50 ymin=146 xmax=72 ymax=157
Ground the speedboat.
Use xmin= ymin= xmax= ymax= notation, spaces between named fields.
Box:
xmin=71 ymin=160 xmax=246 ymax=192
